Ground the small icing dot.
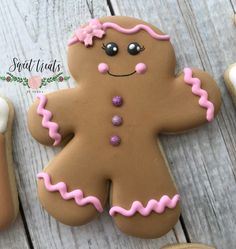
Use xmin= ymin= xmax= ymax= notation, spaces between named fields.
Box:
xmin=110 ymin=135 xmax=121 ymax=146
xmin=129 ymin=44 xmax=135 ymax=49
xmin=112 ymin=96 xmax=123 ymax=107
xmin=135 ymin=63 xmax=147 ymax=74
xmin=98 ymin=63 xmax=109 ymax=74
xmin=112 ymin=115 xmax=123 ymax=126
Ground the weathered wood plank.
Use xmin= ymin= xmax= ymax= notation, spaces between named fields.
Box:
xmin=0 ymin=215 xmax=30 ymax=249
xmin=110 ymin=0 xmax=236 ymax=248
xmin=230 ymin=0 xmax=236 ymax=10
xmin=0 ymin=0 xmax=183 ymax=248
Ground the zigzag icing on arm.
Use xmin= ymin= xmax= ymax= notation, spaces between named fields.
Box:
xmin=37 ymin=172 xmax=104 ymax=213
xmin=183 ymin=68 xmax=215 ymax=122
xmin=36 ymin=94 xmax=62 ymax=146
xmin=109 ymin=194 xmax=180 ymax=217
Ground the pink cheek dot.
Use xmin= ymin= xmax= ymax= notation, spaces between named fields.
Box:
xmin=98 ymin=63 xmax=109 ymax=74
xmin=135 ymin=63 xmax=147 ymax=74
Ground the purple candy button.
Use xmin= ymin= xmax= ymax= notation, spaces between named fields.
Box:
xmin=112 ymin=115 xmax=123 ymax=126
xmin=112 ymin=96 xmax=123 ymax=107
xmin=110 ymin=135 xmax=121 ymax=146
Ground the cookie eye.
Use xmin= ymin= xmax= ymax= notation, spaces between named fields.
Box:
xmin=102 ymin=42 xmax=119 ymax=56
xmin=127 ymin=42 xmax=145 ymax=55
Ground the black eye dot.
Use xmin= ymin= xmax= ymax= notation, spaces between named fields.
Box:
xmin=103 ymin=42 xmax=119 ymax=56
xmin=128 ymin=42 xmax=143 ymax=55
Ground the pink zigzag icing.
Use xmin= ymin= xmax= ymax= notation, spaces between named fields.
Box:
xmin=37 ymin=172 xmax=104 ymax=213
xmin=36 ymin=94 xmax=62 ymax=146
xmin=109 ymin=194 xmax=180 ymax=217
xmin=184 ymin=68 xmax=215 ymax=122
xmin=68 ymin=19 xmax=170 ymax=46
xmin=102 ymin=22 xmax=170 ymax=40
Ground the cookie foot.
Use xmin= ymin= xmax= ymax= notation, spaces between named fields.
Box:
xmin=38 ymin=173 xmax=105 ymax=226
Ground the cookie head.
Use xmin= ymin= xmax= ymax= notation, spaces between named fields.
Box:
xmin=67 ymin=16 xmax=176 ymax=84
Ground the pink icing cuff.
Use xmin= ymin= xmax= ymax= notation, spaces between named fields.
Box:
xmin=184 ymin=68 xmax=215 ymax=122
xmin=37 ymin=172 xmax=104 ymax=213
xmin=68 ymin=19 xmax=170 ymax=47
xmin=109 ymin=194 xmax=180 ymax=217
xmin=36 ymin=94 xmax=62 ymax=146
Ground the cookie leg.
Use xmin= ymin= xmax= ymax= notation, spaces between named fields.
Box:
xmin=109 ymin=143 xmax=180 ymax=238
xmin=37 ymin=139 xmax=108 ymax=226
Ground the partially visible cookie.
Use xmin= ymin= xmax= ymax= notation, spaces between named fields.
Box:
xmin=0 ymin=97 xmax=19 ymax=229
xmin=161 ymin=243 xmax=215 ymax=249
xmin=224 ymin=63 xmax=236 ymax=106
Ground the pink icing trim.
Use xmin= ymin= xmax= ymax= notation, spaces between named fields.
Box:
xmin=183 ymin=68 xmax=215 ymax=122
xmin=36 ymin=94 xmax=62 ymax=146
xmin=68 ymin=19 xmax=170 ymax=46
xmin=102 ymin=22 xmax=170 ymax=40
xmin=109 ymin=194 xmax=180 ymax=217
xmin=37 ymin=172 xmax=104 ymax=213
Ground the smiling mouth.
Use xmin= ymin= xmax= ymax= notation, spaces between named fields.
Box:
xmin=108 ymin=71 xmax=136 ymax=77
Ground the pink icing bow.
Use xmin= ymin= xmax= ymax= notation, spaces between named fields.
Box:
xmin=68 ymin=19 xmax=105 ymax=47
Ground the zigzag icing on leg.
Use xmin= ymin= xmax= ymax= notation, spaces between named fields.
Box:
xmin=37 ymin=172 xmax=104 ymax=213
xmin=109 ymin=194 xmax=180 ymax=217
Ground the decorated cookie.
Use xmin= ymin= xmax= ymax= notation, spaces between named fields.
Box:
xmin=161 ymin=243 xmax=215 ymax=249
xmin=27 ymin=16 xmax=221 ymax=238
xmin=0 ymin=97 xmax=18 ymax=229
xmin=224 ymin=63 xmax=236 ymax=105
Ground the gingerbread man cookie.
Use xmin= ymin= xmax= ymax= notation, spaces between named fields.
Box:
xmin=0 ymin=97 xmax=18 ymax=229
xmin=28 ymin=16 xmax=221 ymax=238
xmin=161 ymin=243 xmax=215 ymax=249
xmin=224 ymin=63 xmax=236 ymax=105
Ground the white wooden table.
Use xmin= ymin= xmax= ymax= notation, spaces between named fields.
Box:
xmin=0 ymin=0 xmax=235 ymax=248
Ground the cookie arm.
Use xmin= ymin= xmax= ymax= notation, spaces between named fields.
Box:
xmin=159 ymin=68 xmax=221 ymax=133
xmin=27 ymin=88 xmax=77 ymax=146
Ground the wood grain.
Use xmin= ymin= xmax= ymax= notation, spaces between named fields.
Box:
xmin=0 ymin=216 xmax=29 ymax=249
xmin=110 ymin=0 xmax=236 ymax=248
xmin=0 ymin=0 xmax=184 ymax=248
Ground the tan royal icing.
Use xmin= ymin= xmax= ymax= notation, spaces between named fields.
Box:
xmin=0 ymin=134 xmax=15 ymax=229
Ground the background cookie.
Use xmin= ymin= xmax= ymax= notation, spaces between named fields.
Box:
xmin=0 ymin=97 xmax=18 ymax=229
xmin=28 ymin=16 xmax=221 ymax=239
xmin=161 ymin=243 xmax=215 ymax=249
xmin=224 ymin=63 xmax=236 ymax=105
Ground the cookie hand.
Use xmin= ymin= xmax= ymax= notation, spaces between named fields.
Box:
xmin=160 ymin=68 xmax=221 ymax=133
xmin=27 ymin=88 xmax=77 ymax=146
